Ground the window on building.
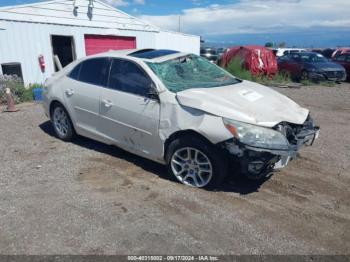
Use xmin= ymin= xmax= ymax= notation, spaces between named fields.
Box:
xmin=1 ymin=63 xmax=23 ymax=80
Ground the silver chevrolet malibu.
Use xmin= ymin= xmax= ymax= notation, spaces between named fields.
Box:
xmin=42 ymin=49 xmax=319 ymax=188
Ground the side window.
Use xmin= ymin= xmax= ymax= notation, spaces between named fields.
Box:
xmin=280 ymin=55 xmax=290 ymax=61
xmin=79 ymin=58 xmax=110 ymax=86
xmin=68 ymin=63 xmax=82 ymax=80
xmin=108 ymin=59 xmax=153 ymax=97
xmin=335 ymin=55 xmax=346 ymax=62
xmin=292 ymin=54 xmax=301 ymax=62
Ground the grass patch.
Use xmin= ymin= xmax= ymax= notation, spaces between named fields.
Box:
xmin=226 ymin=59 xmax=254 ymax=81
xmin=300 ymin=79 xmax=337 ymax=87
xmin=224 ymin=59 xmax=341 ymax=87
xmin=319 ymin=81 xmax=336 ymax=87
xmin=300 ymin=79 xmax=313 ymax=86
xmin=0 ymin=75 xmax=43 ymax=104
xmin=225 ymin=59 xmax=292 ymax=86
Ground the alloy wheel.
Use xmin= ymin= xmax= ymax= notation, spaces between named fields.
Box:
xmin=53 ymin=107 xmax=69 ymax=138
xmin=170 ymin=147 xmax=213 ymax=187
xmin=301 ymin=70 xmax=309 ymax=80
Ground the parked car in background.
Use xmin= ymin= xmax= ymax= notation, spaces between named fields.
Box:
xmin=311 ymin=49 xmax=323 ymax=55
xmin=43 ymin=49 xmax=319 ymax=188
xmin=278 ymin=52 xmax=347 ymax=81
xmin=216 ymin=48 xmax=227 ymax=59
xmin=332 ymin=48 xmax=350 ymax=58
xmin=273 ymin=48 xmax=307 ymax=57
xmin=321 ymin=48 xmax=336 ymax=58
xmin=200 ymin=48 xmax=218 ymax=63
xmin=333 ymin=53 xmax=350 ymax=81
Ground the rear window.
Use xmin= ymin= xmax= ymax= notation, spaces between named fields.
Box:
xmin=79 ymin=58 xmax=110 ymax=86
xmin=68 ymin=63 xmax=82 ymax=80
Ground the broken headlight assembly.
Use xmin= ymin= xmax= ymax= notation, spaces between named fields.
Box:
xmin=222 ymin=118 xmax=289 ymax=150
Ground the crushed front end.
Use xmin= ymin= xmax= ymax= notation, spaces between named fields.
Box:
xmin=221 ymin=115 xmax=320 ymax=179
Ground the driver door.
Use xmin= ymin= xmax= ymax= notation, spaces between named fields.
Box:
xmin=98 ymin=58 xmax=162 ymax=159
xmin=278 ymin=54 xmax=301 ymax=79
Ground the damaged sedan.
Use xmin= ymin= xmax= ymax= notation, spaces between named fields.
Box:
xmin=42 ymin=49 xmax=319 ymax=188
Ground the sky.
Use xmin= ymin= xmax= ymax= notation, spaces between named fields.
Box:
xmin=1 ymin=0 xmax=350 ymax=47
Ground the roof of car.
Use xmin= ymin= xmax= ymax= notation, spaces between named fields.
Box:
xmin=80 ymin=48 xmax=188 ymax=63
xmin=277 ymin=48 xmax=307 ymax=51
xmin=128 ymin=49 xmax=180 ymax=59
xmin=290 ymin=52 xmax=321 ymax=56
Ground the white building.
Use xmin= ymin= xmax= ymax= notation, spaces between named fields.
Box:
xmin=0 ymin=0 xmax=200 ymax=85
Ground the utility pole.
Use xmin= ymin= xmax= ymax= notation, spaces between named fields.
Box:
xmin=178 ymin=15 xmax=181 ymax=32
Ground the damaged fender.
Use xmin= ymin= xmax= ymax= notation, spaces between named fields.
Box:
xmin=156 ymin=91 xmax=233 ymax=162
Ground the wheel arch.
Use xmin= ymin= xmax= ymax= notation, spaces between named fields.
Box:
xmin=164 ymin=129 xmax=228 ymax=188
xmin=49 ymin=99 xmax=77 ymax=133
xmin=163 ymin=129 xmax=214 ymax=161
xmin=49 ymin=100 xmax=64 ymax=117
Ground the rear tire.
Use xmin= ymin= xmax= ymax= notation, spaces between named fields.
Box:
xmin=51 ymin=103 xmax=76 ymax=141
xmin=166 ymin=136 xmax=227 ymax=189
xmin=301 ymin=70 xmax=309 ymax=81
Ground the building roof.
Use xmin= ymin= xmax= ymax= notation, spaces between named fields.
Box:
xmin=0 ymin=0 xmax=159 ymax=32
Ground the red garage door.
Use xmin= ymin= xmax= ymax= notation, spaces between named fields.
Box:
xmin=84 ymin=35 xmax=136 ymax=56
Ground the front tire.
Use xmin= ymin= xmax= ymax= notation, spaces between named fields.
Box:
xmin=166 ymin=136 xmax=227 ymax=189
xmin=51 ymin=103 xmax=75 ymax=141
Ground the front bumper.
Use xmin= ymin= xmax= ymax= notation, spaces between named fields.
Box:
xmin=222 ymin=119 xmax=320 ymax=179
xmin=309 ymin=71 xmax=347 ymax=82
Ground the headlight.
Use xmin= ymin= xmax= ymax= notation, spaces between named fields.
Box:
xmin=223 ymin=118 xmax=289 ymax=150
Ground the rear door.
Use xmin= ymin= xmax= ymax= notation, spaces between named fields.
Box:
xmin=98 ymin=58 xmax=162 ymax=159
xmin=64 ymin=57 xmax=110 ymax=135
xmin=278 ymin=55 xmax=294 ymax=73
xmin=278 ymin=55 xmax=302 ymax=79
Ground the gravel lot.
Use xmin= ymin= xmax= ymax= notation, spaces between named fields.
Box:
xmin=0 ymin=84 xmax=349 ymax=255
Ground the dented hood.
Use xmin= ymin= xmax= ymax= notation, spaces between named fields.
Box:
xmin=176 ymin=80 xmax=309 ymax=127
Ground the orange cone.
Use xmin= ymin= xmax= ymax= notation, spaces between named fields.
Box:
xmin=3 ymin=88 xmax=19 ymax=112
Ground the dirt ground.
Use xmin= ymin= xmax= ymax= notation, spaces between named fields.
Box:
xmin=0 ymin=83 xmax=349 ymax=255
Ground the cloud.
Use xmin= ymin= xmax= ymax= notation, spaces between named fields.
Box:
xmin=103 ymin=0 xmax=129 ymax=7
xmin=133 ymin=0 xmax=145 ymax=4
xmin=139 ymin=0 xmax=350 ymax=36
xmin=102 ymin=0 xmax=144 ymax=7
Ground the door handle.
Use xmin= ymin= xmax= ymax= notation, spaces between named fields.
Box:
xmin=65 ymin=89 xmax=74 ymax=96
xmin=102 ymin=99 xmax=113 ymax=108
